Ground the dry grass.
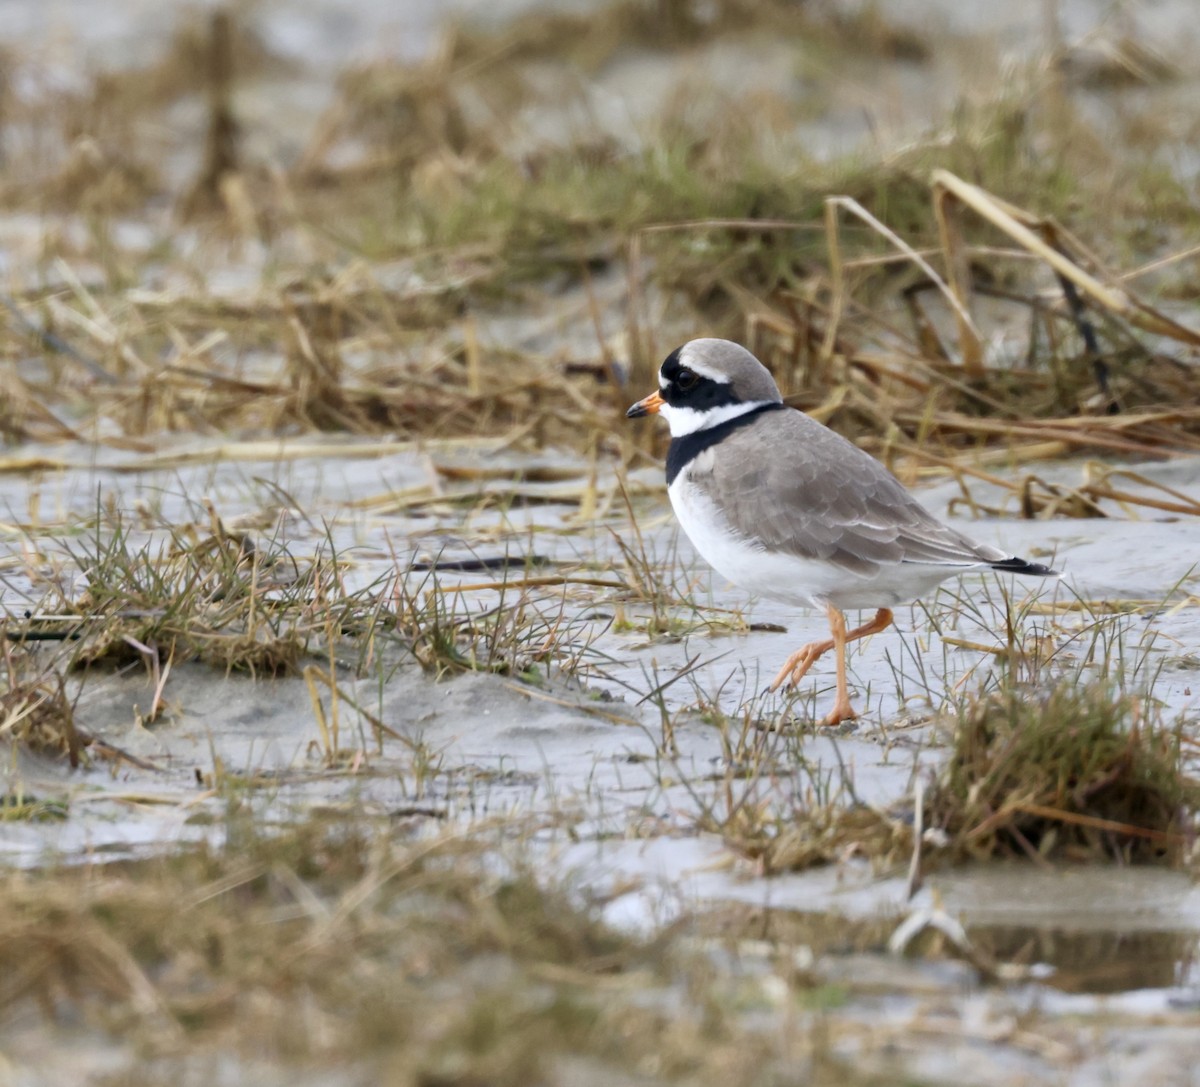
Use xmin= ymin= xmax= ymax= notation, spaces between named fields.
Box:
xmin=709 ymin=661 xmax=1200 ymax=876
xmin=27 ymin=515 xmax=348 ymax=678
xmin=925 ymin=677 xmax=1199 ymax=864
xmin=0 ymin=1 xmax=1196 ymax=862
xmin=0 ymin=11 xmax=1199 ymax=1070
xmin=0 ymin=645 xmax=82 ymax=765
xmin=0 ymin=495 xmax=622 ymax=769
xmin=724 ymin=800 xmax=914 ymax=876
xmin=0 ymin=814 xmax=903 ymax=1086
xmin=0 ymin=0 xmax=1195 ymax=486
xmin=691 ymin=582 xmax=1200 ymax=875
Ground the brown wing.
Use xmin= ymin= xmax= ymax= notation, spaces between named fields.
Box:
xmin=694 ymin=409 xmax=1007 ymax=576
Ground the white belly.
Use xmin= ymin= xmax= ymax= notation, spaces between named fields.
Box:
xmin=667 ymin=475 xmax=969 ymax=611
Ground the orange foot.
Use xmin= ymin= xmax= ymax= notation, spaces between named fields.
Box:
xmin=820 ymin=691 xmax=860 ymax=727
xmin=767 ymin=606 xmax=894 ymax=728
xmin=768 ymin=638 xmax=834 ymax=691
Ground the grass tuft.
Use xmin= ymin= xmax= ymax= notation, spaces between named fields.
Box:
xmin=926 ymin=678 xmax=1200 ymax=863
xmin=0 ymin=639 xmax=83 ymax=765
xmin=46 ymin=514 xmax=354 ymax=678
xmin=727 ymin=800 xmax=913 ymax=876
xmin=0 ymin=676 xmax=81 ymax=765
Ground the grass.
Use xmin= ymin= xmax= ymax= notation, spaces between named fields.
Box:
xmin=388 ymin=560 xmax=606 ymax=682
xmin=699 ymin=662 xmax=1200 ymax=875
xmin=0 ymin=812 xmax=922 ymax=1086
xmin=926 ymin=675 xmax=1199 ymax=864
xmin=0 ymin=497 xmax=622 ymax=775
xmin=679 ymin=577 xmax=1200 ymax=874
xmin=15 ymin=500 xmax=614 ymax=684
xmin=18 ymin=510 xmax=376 ymax=681
xmin=1 ymin=1 xmax=1199 ymax=471
xmin=0 ymin=647 xmax=82 ymax=765
xmin=11 ymin=489 xmax=1191 ymax=878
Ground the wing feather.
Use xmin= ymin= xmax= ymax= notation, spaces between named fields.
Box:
xmin=692 ymin=410 xmax=1007 ymax=572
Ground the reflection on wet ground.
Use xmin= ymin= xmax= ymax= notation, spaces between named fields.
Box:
xmin=968 ymin=924 xmax=1197 ymax=994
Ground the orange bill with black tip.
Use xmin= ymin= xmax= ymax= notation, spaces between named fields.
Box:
xmin=625 ymin=390 xmax=664 ymax=418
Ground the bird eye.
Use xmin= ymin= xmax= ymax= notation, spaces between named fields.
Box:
xmin=676 ymin=368 xmax=698 ymax=390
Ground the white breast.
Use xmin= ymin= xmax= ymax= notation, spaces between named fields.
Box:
xmin=667 ymin=471 xmax=974 ymax=611
xmin=668 ymin=472 xmax=828 ymax=608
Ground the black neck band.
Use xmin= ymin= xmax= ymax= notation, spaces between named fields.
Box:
xmin=665 ymin=402 xmax=785 ymax=485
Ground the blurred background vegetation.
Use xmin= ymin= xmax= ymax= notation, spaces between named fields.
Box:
xmin=0 ymin=0 xmax=1195 ymax=460
xmin=2 ymin=0 xmax=1199 ymax=466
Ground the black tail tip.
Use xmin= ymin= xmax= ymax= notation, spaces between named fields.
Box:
xmin=989 ymin=556 xmax=1059 ymax=577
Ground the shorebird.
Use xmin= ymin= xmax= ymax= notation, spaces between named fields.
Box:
xmin=626 ymin=338 xmax=1058 ymax=725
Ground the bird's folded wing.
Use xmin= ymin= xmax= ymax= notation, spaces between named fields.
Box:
xmin=697 ymin=410 xmax=1006 ymax=575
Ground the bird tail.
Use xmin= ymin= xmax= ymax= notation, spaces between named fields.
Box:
xmin=988 ymin=556 xmax=1059 ymax=577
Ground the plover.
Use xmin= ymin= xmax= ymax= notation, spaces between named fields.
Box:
xmin=626 ymin=338 xmax=1058 ymax=725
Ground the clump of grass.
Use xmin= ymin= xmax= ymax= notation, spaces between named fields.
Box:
xmin=0 ymin=790 xmax=69 ymax=822
xmin=708 ymin=647 xmax=1197 ymax=875
xmin=0 ymin=653 xmax=82 ymax=766
xmin=683 ymin=713 xmax=914 ymax=875
xmin=925 ymin=678 xmax=1200 ymax=863
xmin=388 ymin=563 xmax=595 ymax=681
xmin=62 ymin=524 xmax=311 ymax=676
xmin=726 ymin=801 xmax=913 ymax=875
xmin=26 ymin=513 xmax=387 ymax=681
xmin=6 ymin=513 xmax=601 ymax=767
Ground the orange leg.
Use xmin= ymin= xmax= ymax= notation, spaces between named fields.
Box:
xmin=769 ymin=606 xmax=894 ymax=725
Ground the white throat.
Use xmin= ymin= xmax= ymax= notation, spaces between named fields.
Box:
xmin=659 ymin=399 xmax=775 ymax=437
